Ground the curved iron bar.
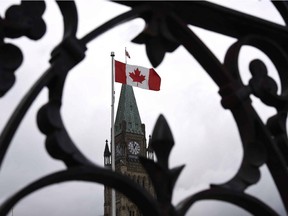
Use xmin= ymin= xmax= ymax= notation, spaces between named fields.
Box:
xmin=81 ymin=5 xmax=150 ymax=44
xmin=225 ymin=36 xmax=288 ymax=106
xmin=56 ymin=1 xmax=78 ymax=39
xmin=38 ymin=5 xmax=153 ymax=168
xmin=0 ymin=4 xmax=148 ymax=168
xmin=0 ymin=3 xmax=162 ymax=215
xmin=175 ymin=188 xmax=279 ymax=216
xmin=1 ymin=114 xmax=189 ymax=216
xmin=223 ymin=36 xmax=288 ymax=210
xmin=0 ymin=67 xmax=54 ymax=167
xmin=164 ymin=5 xmax=288 ymax=214
xmin=0 ymin=166 xmax=158 ymax=216
xmin=272 ymin=1 xmax=288 ymax=26
xmin=166 ymin=9 xmax=263 ymax=190
xmin=0 ymin=0 xmax=82 ymax=168
xmin=223 ymin=35 xmax=288 ymax=180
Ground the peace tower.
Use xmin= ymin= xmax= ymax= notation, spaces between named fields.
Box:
xmin=104 ymin=84 xmax=154 ymax=216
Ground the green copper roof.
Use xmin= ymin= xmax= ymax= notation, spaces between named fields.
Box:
xmin=115 ymin=85 xmax=144 ymax=135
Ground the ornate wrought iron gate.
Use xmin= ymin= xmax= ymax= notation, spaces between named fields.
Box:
xmin=0 ymin=1 xmax=288 ymax=215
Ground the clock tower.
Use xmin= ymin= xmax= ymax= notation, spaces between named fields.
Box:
xmin=104 ymin=84 xmax=154 ymax=216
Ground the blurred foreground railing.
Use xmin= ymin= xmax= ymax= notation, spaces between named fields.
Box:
xmin=0 ymin=1 xmax=288 ymax=215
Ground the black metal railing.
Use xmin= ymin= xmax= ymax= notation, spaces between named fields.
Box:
xmin=0 ymin=1 xmax=288 ymax=215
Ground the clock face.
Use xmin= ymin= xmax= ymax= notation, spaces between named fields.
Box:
xmin=128 ymin=141 xmax=140 ymax=155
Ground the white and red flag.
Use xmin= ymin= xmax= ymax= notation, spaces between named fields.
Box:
xmin=114 ymin=60 xmax=161 ymax=91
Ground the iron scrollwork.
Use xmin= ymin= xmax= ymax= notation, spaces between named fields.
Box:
xmin=0 ymin=1 xmax=288 ymax=215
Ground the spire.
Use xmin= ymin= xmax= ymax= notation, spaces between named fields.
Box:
xmin=104 ymin=140 xmax=111 ymax=166
xmin=104 ymin=140 xmax=111 ymax=156
xmin=147 ymin=135 xmax=154 ymax=160
xmin=115 ymin=84 xmax=144 ymax=135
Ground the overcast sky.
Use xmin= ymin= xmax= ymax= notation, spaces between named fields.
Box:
xmin=0 ymin=0 xmax=286 ymax=215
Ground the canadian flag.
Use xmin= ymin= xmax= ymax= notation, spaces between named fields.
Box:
xmin=114 ymin=60 xmax=161 ymax=91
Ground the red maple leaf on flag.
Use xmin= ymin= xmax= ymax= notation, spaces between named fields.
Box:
xmin=129 ymin=68 xmax=146 ymax=84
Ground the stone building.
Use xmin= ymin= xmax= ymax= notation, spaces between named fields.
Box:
xmin=104 ymin=84 xmax=154 ymax=216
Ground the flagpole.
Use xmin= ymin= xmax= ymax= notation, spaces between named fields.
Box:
xmin=110 ymin=51 xmax=116 ymax=216
xmin=125 ymin=47 xmax=127 ymax=64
